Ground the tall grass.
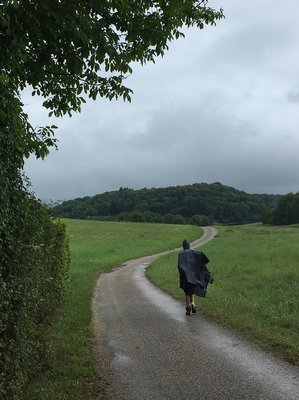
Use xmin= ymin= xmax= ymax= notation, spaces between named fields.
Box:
xmin=25 ymin=219 xmax=201 ymax=399
xmin=147 ymin=224 xmax=299 ymax=363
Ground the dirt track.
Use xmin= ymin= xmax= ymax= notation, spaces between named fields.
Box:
xmin=92 ymin=227 xmax=299 ymax=400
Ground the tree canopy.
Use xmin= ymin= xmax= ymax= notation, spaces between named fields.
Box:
xmin=52 ymin=182 xmax=280 ymax=224
xmin=1 ymin=0 xmax=224 ymax=158
xmin=1 ymin=0 xmax=224 ymax=115
xmin=262 ymin=192 xmax=299 ymax=225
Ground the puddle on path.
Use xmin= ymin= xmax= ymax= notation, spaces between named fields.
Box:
xmin=112 ymin=352 xmax=132 ymax=366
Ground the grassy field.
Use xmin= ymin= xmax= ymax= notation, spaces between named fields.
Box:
xmin=25 ymin=219 xmax=201 ymax=400
xmin=147 ymin=224 xmax=299 ymax=364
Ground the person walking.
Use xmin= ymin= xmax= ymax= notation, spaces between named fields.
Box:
xmin=178 ymin=239 xmax=214 ymax=315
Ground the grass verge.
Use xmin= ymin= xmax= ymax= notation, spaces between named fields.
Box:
xmin=25 ymin=219 xmax=201 ymax=399
xmin=146 ymin=224 xmax=299 ymax=364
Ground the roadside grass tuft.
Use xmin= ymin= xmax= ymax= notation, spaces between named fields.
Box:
xmin=146 ymin=224 xmax=299 ymax=364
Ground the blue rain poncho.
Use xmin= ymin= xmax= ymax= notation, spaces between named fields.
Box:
xmin=178 ymin=240 xmax=213 ymax=297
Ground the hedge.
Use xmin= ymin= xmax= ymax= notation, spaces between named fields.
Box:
xmin=0 ymin=83 xmax=70 ymax=399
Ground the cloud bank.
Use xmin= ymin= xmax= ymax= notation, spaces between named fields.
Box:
xmin=24 ymin=0 xmax=299 ymax=200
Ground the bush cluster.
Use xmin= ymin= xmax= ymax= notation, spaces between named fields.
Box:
xmin=0 ymin=84 xmax=70 ymax=399
xmin=262 ymin=192 xmax=299 ymax=225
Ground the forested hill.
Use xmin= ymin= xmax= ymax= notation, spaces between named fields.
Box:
xmin=52 ymin=182 xmax=280 ymax=225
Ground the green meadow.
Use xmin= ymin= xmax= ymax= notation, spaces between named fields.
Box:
xmin=25 ymin=219 xmax=201 ymax=400
xmin=147 ymin=224 xmax=299 ymax=363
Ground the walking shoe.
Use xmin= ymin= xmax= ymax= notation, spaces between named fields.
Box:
xmin=191 ymin=304 xmax=196 ymax=314
xmin=185 ymin=306 xmax=191 ymax=316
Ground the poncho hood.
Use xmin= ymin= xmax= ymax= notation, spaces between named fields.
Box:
xmin=182 ymin=239 xmax=190 ymax=250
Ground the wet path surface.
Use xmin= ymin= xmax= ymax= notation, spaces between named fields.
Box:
xmin=93 ymin=228 xmax=299 ymax=400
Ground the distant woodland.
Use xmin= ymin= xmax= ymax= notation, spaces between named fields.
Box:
xmin=262 ymin=192 xmax=299 ymax=225
xmin=52 ymin=182 xmax=280 ymax=225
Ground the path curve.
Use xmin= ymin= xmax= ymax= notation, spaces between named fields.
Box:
xmin=92 ymin=227 xmax=299 ymax=400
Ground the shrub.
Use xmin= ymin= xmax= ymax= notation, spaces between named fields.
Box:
xmin=172 ymin=215 xmax=186 ymax=225
xmin=191 ymin=214 xmax=212 ymax=226
xmin=0 ymin=84 xmax=70 ymax=400
xmin=0 ymin=192 xmax=70 ymax=399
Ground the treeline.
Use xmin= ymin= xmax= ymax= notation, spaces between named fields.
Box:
xmin=52 ymin=182 xmax=280 ymax=225
xmin=262 ymin=192 xmax=299 ymax=225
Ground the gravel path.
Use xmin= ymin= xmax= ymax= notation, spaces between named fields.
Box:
xmin=92 ymin=227 xmax=299 ymax=400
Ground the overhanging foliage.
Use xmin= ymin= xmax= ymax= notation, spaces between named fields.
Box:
xmin=1 ymin=0 xmax=224 ymax=118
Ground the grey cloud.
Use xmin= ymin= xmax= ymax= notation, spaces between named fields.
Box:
xmin=287 ymin=88 xmax=299 ymax=103
xmin=24 ymin=0 xmax=299 ymax=200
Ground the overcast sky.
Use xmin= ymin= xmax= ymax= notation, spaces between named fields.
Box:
xmin=24 ymin=0 xmax=299 ymax=201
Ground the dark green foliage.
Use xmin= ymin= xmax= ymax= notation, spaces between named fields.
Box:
xmin=191 ymin=214 xmax=213 ymax=226
xmin=1 ymin=0 xmax=224 ymax=118
xmin=53 ymin=183 xmax=280 ymax=224
xmin=262 ymin=192 xmax=299 ymax=225
xmin=0 ymin=200 xmax=69 ymax=400
xmin=0 ymin=83 xmax=70 ymax=400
